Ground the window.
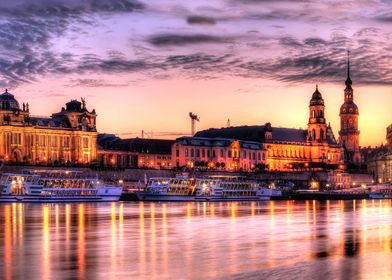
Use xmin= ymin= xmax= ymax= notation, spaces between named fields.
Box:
xmin=258 ymin=153 xmax=261 ymax=160
xmin=83 ymin=153 xmax=89 ymax=163
xmin=243 ymin=151 xmax=246 ymax=159
xmin=185 ymin=148 xmax=189 ymax=157
xmin=51 ymin=136 xmax=58 ymax=147
xmin=202 ymin=149 xmax=205 ymax=158
xmin=191 ymin=149 xmax=194 ymax=157
xmin=212 ymin=150 xmax=216 ymax=158
xmin=228 ymin=150 xmax=231 ymax=158
xmin=64 ymin=136 xmax=70 ymax=148
xmin=39 ymin=135 xmax=45 ymax=147
xmin=220 ymin=149 xmax=224 ymax=157
xmin=207 ymin=150 xmax=210 ymax=157
xmin=11 ymin=133 xmax=21 ymax=145
xmin=176 ymin=150 xmax=179 ymax=157
xmin=82 ymin=137 xmax=89 ymax=149
xmin=196 ymin=149 xmax=200 ymax=157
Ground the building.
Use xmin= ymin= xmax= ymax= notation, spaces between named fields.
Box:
xmin=364 ymin=121 xmax=392 ymax=183
xmin=339 ymin=53 xmax=361 ymax=164
xmin=172 ymin=136 xmax=265 ymax=172
xmin=180 ymin=86 xmax=343 ymax=172
xmin=97 ymin=134 xmax=174 ymax=169
xmin=0 ymin=89 xmax=97 ymax=165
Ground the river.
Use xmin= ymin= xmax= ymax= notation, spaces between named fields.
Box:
xmin=1 ymin=200 xmax=392 ymax=279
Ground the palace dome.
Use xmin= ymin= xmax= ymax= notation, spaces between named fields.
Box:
xmin=340 ymin=102 xmax=358 ymax=115
xmin=0 ymin=89 xmax=20 ymax=110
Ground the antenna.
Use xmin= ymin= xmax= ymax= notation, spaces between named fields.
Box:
xmin=189 ymin=112 xmax=200 ymax=135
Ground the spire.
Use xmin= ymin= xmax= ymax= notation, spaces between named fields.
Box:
xmin=345 ymin=50 xmax=352 ymax=87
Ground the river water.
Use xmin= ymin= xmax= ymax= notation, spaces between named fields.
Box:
xmin=1 ymin=200 xmax=392 ymax=279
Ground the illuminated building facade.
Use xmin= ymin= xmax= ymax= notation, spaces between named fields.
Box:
xmin=0 ymin=90 xmax=97 ymax=164
xmin=188 ymin=86 xmax=343 ymax=172
xmin=367 ymin=125 xmax=392 ymax=183
xmin=97 ymin=134 xmax=174 ymax=169
xmin=172 ymin=137 xmax=266 ymax=171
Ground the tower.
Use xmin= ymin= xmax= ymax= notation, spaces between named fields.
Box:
xmin=308 ymin=85 xmax=327 ymax=143
xmin=339 ymin=51 xmax=361 ymax=164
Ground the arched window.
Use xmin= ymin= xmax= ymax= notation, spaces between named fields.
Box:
xmin=312 ymin=129 xmax=316 ymax=140
xmin=312 ymin=110 xmax=316 ymax=118
xmin=320 ymin=129 xmax=324 ymax=140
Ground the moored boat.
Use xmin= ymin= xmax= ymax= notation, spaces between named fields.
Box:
xmin=135 ymin=176 xmax=275 ymax=202
xmin=0 ymin=170 xmax=122 ymax=202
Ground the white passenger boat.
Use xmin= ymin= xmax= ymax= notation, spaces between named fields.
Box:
xmin=0 ymin=171 xmax=122 ymax=202
xmin=135 ymin=177 xmax=274 ymax=201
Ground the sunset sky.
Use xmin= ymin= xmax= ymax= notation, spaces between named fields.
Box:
xmin=1 ymin=0 xmax=392 ymax=146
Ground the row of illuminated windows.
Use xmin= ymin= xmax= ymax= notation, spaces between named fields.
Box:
xmin=181 ymin=148 xmax=264 ymax=161
xmin=9 ymin=133 xmax=90 ymax=149
xmin=268 ymin=148 xmax=307 ymax=158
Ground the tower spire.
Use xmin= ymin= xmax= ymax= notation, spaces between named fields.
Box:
xmin=345 ymin=50 xmax=352 ymax=87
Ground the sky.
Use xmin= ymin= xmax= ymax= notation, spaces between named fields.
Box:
xmin=0 ymin=0 xmax=392 ymax=146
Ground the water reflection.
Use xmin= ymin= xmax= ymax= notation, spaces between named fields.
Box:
xmin=2 ymin=201 xmax=392 ymax=279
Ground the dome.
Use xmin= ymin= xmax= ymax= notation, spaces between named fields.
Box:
xmin=340 ymin=102 xmax=359 ymax=115
xmin=0 ymin=89 xmax=20 ymax=110
xmin=310 ymin=85 xmax=324 ymax=106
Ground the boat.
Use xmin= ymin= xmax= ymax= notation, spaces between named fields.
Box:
xmin=134 ymin=176 xmax=275 ymax=201
xmin=134 ymin=177 xmax=197 ymax=201
xmin=0 ymin=170 xmax=122 ymax=202
xmin=368 ymin=184 xmax=392 ymax=199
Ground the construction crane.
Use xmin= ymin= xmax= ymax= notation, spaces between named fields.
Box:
xmin=189 ymin=112 xmax=200 ymax=136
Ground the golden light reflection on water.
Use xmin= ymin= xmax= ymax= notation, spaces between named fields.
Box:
xmin=78 ymin=204 xmax=85 ymax=279
xmin=4 ymin=205 xmax=12 ymax=280
xmin=42 ymin=206 xmax=50 ymax=280
xmin=4 ymin=201 xmax=392 ymax=279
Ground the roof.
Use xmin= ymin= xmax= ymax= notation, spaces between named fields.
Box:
xmin=98 ymin=134 xmax=174 ymax=154
xmin=0 ymin=89 xmax=20 ymax=110
xmin=195 ymin=124 xmax=339 ymax=145
xmin=176 ymin=136 xmax=263 ymax=150
xmin=195 ymin=125 xmax=308 ymax=143
xmin=29 ymin=116 xmax=71 ymax=129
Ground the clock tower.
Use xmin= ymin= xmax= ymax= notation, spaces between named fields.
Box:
xmin=339 ymin=52 xmax=361 ymax=164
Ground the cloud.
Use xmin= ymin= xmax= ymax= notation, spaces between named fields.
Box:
xmin=186 ymin=16 xmax=216 ymax=25
xmin=1 ymin=0 xmax=392 ymax=89
xmin=148 ymin=34 xmax=231 ymax=46
xmin=0 ymin=0 xmax=145 ymax=86
xmin=68 ymin=78 xmax=130 ymax=87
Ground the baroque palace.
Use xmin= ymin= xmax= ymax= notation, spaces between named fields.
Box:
xmin=0 ymin=89 xmax=97 ymax=164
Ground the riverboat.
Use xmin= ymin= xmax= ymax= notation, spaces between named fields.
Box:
xmin=0 ymin=170 xmax=122 ymax=202
xmin=135 ymin=176 xmax=274 ymax=201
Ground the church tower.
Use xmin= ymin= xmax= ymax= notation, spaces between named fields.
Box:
xmin=308 ymin=85 xmax=327 ymax=143
xmin=339 ymin=51 xmax=361 ymax=164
